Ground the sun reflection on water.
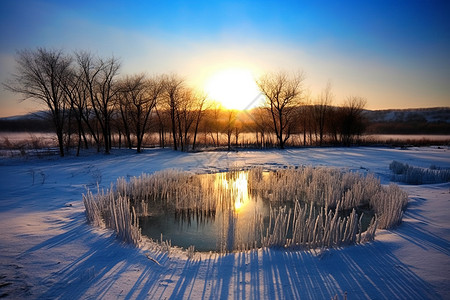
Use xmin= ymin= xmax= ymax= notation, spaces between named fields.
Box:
xmin=232 ymin=172 xmax=249 ymax=211
xmin=215 ymin=171 xmax=250 ymax=211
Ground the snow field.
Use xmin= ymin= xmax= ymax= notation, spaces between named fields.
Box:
xmin=0 ymin=146 xmax=449 ymax=298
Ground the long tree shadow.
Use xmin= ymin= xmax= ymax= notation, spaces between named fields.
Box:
xmin=25 ymin=224 xmax=442 ymax=299
xmin=397 ymin=196 xmax=450 ymax=256
xmin=260 ymin=242 xmax=440 ymax=299
xmin=121 ymin=251 xmax=170 ymax=300
xmin=168 ymin=259 xmax=202 ymax=299
xmin=394 ymin=222 xmax=450 ymax=256
xmin=20 ymin=214 xmax=89 ymax=255
xmin=206 ymin=253 xmax=235 ymax=300
xmin=21 ymin=218 xmax=168 ymax=300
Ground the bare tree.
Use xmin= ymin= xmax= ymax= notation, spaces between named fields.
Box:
xmin=234 ymin=118 xmax=242 ymax=147
xmin=176 ymin=90 xmax=191 ymax=151
xmin=76 ymin=52 xmax=120 ymax=154
xmin=75 ymin=51 xmax=102 ymax=150
xmin=191 ymin=91 xmax=207 ymax=151
xmin=115 ymin=87 xmax=133 ymax=149
xmin=250 ymin=107 xmax=271 ymax=148
xmin=175 ymin=88 xmax=205 ymax=151
xmin=4 ymin=48 xmax=72 ymax=157
xmin=154 ymin=105 xmax=169 ymax=148
xmin=257 ymin=71 xmax=305 ymax=149
xmin=159 ymin=75 xmax=206 ymax=151
xmin=314 ymin=81 xmax=334 ymax=146
xmin=223 ymin=109 xmax=237 ymax=151
xmin=117 ymin=74 xmax=164 ymax=152
xmin=163 ymin=74 xmax=184 ymax=150
xmin=60 ymin=65 xmax=89 ymax=156
xmin=338 ymin=96 xmax=367 ymax=146
xmin=297 ymin=91 xmax=312 ymax=146
xmin=93 ymin=57 xmax=120 ymax=154
xmin=207 ymin=102 xmax=223 ymax=147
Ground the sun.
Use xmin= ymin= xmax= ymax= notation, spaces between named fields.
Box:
xmin=204 ymin=68 xmax=262 ymax=110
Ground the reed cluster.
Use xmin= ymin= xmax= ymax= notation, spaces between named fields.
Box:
xmin=390 ymin=160 xmax=450 ymax=184
xmin=83 ymin=187 xmax=141 ymax=246
xmin=83 ymin=166 xmax=408 ymax=252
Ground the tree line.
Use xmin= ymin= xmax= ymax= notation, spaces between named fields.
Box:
xmin=4 ymin=48 xmax=367 ymax=156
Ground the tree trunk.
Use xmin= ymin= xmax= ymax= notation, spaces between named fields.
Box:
xmin=171 ymin=108 xmax=177 ymax=150
xmin=56 ymin=127 xmax=65 ymax=157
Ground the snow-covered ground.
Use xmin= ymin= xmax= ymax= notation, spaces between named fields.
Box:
xmin=0 ymin=147 xmax=449 ymax=299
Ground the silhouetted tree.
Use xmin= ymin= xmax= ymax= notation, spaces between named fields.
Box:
xmin=338 ymin=96 xmax=367 ymax=146
xmin=314 ymin=82 xmax=333 ymax=145
xmin=60 ymin=63 xmax=93 ymax=156
xmin=297 ymin=91 xmax=313 ymax=146
xmin=257 ymin=71 xmax=305 ymax=149
xmin=154 ymin=105 xmax=170 ymax=148
xmin=115 ymin=77 xmax=133 ymax=149
xmin=208 ymin=102 xmax=223 ymax=147
xmin=117 ymin=74 xmax=164 ymax=152
xmin=191 ymin=91 xmax=207 ymax=151
xmin=175 ymin=88 xmax=196 ymax=151
xmin=4 ymin=48 xmax=72 ymax=156
xmin=234 ymin=118 xmax=242 ymax=147
xmin=251 ymin=107 xmax=271 ymax=148
xmin=163 ymin=74 xmax=184 ymax=150
xmin=76 ymin=51 xmax=120 ymax=154
xmin=223 ymin=109 xmax=237 ymax=150
xmin=75 ymin=51 xmax=101 ymax=150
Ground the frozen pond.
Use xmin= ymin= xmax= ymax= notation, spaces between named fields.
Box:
xmin=139 ymin=171 xmax=375 ymax=252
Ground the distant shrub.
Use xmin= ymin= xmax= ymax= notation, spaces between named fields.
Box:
xmin=389 ymin=161 xmax=450 ymax=184
xmin=389 ymin=160 xmax=409 ymax=175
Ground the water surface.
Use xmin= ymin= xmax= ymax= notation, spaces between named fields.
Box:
xmin=139 ymin=171 xmax=374 ymax=252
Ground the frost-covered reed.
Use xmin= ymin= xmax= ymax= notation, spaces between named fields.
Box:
xmin=261 ymin=202 xmax=379 ymax=249
xmin=248 ymin=167 xmax=382 ymax=210
xmin=83 ymin=166 xmax=408 ymax=252
xmin=248 ymin=166 xmax=400 ymax=225
xmin=370 ymin=184 xmax=408 ymax=229
xmin=115 ymin=170 xmax=223 ymax=215
xmin=390 ymin=160 xmax=450 ymax=184
xmin=83 ymin=186 xmax=141 ymax=246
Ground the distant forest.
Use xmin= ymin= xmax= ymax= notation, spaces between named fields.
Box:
xmin=2 ymin=107 xmax=449 ymax=135
xmin=1 ymin=106 xmax=449 ymax=149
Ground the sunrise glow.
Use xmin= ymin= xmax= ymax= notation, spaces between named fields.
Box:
xmin=204 ymin=68 xmax=262 ymax=110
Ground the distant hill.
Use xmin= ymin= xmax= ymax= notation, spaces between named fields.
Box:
xmin=364 ymin=107 xmax=450 ymax=135
xmin=0 ymin=111 xmax=53 ymax=132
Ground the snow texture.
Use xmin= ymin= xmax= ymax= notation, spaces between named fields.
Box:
xmin=0 ymin=146 xmax=449 ymax=299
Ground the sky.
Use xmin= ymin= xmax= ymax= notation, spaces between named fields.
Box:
xmin=0 ymin=0 xmax=449 ymax=117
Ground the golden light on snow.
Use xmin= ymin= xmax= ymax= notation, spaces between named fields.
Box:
xmin=204 ymin=68 xmax=261 ymax=110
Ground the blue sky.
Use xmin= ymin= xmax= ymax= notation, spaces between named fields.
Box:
xmin=0 ymin=0 xmax=449 ymax=116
